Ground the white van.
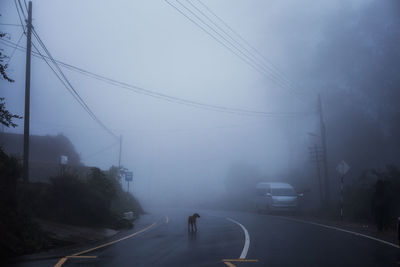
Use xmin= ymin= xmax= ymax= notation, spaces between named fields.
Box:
xmin=255 ymin=182 xmax=302 ymax=213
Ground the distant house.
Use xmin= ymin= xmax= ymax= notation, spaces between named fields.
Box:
xmin=0 ymin=132 xmax=87 ymax=182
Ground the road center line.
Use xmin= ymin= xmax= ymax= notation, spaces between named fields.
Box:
xmin=279 ymin=216 xmax=400 ymax=249
xmin=66 ymin=255 xmax=97 ymax=259
xmin=226 ymin=217 xmax=250 ymax=259
xmin=54 ymin=257 xmax=67 ymax=267
xmin=224 ymin=262 xmax=236 ymax=267
xmin=72 ymin=222 xmax=156 ymax=256
xmin=54 ymin=222 xmax=156 ymax=267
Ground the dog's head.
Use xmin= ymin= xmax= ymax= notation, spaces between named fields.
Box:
xmin=193 ymin=213 xmax=200 ymax=218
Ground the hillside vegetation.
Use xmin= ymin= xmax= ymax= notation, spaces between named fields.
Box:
xmin=0 ymin=147 xmax=143 ymax=259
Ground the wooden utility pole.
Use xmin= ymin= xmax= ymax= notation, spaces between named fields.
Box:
xmin=22 ymin=1 xmax=32 ymax=182
xmin=309 ymin=144 xmax=324 ymax=205
xmin=318 ymin=94 xmax=330 ymax=206
xmin=118 ymin=134 xmax=122 ymax=169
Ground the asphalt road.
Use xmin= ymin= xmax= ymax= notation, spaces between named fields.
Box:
xmin=14 ymin=209 xmax=400 ymax=266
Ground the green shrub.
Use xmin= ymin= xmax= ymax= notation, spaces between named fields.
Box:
xmin=21 ymin=167 xmax=143 ymax=228
xmin=0 ymin=148 xmax=47 ymax=258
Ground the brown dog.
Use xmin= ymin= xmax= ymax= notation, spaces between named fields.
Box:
xmin=188 ymin=213 xmax=200 ymax=232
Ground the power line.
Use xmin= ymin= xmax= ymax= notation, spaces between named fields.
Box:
xmin=166 ymin=0 xmax=306 ymax=102
xmin=33 ymin=35 xmax=119 ymax=140
xmin=184 ymin=0 xmax=295 ymax=92
xmin=56 ymin=61 xmax=306 ymax=117
xmin=1 ymin=38 xmax=311 ymax=117
xmin=179 ymin=0 xmax=270 ymax=75
xmin=1 ymin=38 xmax=312 ymax=118
xmin=12 ymin=1 xmax=120 ymax=169
xmin=13 ymin=0 xmax=25 ymax=33
xmin=23 ymin=0 xmax=28 ymax=13
xmin=177 ymin=0 xmax=301 ymax=98
xmin=0 ymin=23 xmax=22 ymax=27
xmin=17 ymin=0 xmax=27 ymax=21
xmin=164 ymin=0 xmax=268 ymax=79
xmin=30 ymin=29 xmax=119 ymax=140
xmin=29 ymin=41 xmax=100 ymax=130
xmin=84 ymin=141 xmax=119 ymax=160
xmin=5 ymin=31 xmax=24 ymax=64
xmin=7 ymin=0 xmax=311 ymax=116
xmin=52 ymin=61 xmax=297 ymax=117
xmin=196 ymin=0 xmax=296 ymax=90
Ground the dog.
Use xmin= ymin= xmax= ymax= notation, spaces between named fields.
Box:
xmin=188 ymin=213 xmax=200 ymax=232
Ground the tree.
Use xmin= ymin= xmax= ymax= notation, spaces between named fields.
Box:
xmin=0 ymin=32 xmax=14 ymax=83
xmin=308 ymin=1 xmax=400 ymax=183
xmin=0 ymin=29 xmax=22 ymax=127
xmin=0 ymin=98 xmax=22 ymax=127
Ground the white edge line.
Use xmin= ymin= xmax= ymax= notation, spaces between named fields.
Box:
xmin=279 ymin=216 xmax=399 ymax=249
xmin=226 ymin=217 xmax=250 ymax=259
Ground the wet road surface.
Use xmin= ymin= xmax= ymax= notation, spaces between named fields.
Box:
xmin=14 ymin=209 xmax=400 ymax=266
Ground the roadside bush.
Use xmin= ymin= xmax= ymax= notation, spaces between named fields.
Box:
xmin=344 ymin=165 xmax=400 ymax=229
xmin=344 ymin=171 xmax=375 ymax=222
xmin=21 ymin=167 xmax=143 ymax=228
xmin=0 ymin=148 xmax=47 ymax=258
xmin=1 ymin=154 xmax=144 ymax=259
xmin=107 ymin=166 xmax=144 ymax=216
xmin=46 ymin=168 xmax=117 ymax=226
xmin=0 ymin=147 xmax=19 ymax=211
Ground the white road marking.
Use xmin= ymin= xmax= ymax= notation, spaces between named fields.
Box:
xmin=279 ymin=216 xmax=400 ymax=249
xmin=54 ymin=222 xmax=157 ymax=267
xmin=226 ymin=217 xmax=250 ymax=259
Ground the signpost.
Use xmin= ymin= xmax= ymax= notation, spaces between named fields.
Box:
xmin=60 ymin=155 xmax=68 ymax=165
xmin=336 ymin=160 xmax=350 ymax=220
xmin=59 ymin=155 xmax=68 ymax=175
xmin=125 ymin=171 xmax=133 ymax=193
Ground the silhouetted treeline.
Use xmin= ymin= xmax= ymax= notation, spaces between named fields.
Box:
xmin=311 ymin=1 xmax=400 ymax=185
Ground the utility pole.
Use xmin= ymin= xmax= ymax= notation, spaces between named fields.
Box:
xmin=309 ymin=144 xmax=324 ymax=206
xmin=318 ymin=94 xmax=330 ymax=206
xmin=118 ymin=134 xmax=122 ymax=169
xmin=22 ymin=1 xmax=32 ymax=183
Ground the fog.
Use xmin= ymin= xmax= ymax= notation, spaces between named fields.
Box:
xmin=1 ymin=0 xmax=399 ymax=209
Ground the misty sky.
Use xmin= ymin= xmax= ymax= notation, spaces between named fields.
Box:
xmin=0 ymin=0 xmax=381 ymax=205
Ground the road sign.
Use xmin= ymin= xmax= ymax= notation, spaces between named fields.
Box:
xmin=60 ymin=155 xmax=68 ymax=165
xmin=336 ymin=160 xmax=350 ymax=176
xmin=125 ymin=171 xmax=133 ymax=182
